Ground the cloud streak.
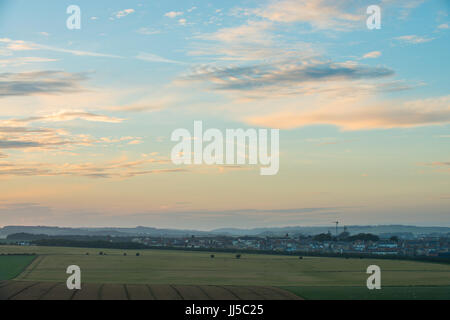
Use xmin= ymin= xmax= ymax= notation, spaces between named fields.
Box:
xmin=185 ymin=60 xmax=394 ymax=91
xmin=0 ymin=56 xmax=58 ymax=67
xmin=394 ymin=35 xmax=434 ymax=44
xmin=115 ymin=9 xmax=135 ymax=19
xmin=0 ymin=38 xmax=122 ymax=58
xmin=136 ymin=52 xmax=186 ymax=65
xmin=0 ymin=71 xmax=89 ymax=97
xmin=246 ymin=95 xmax=450 ymax=130
xmin=0 ymin=157 xmax=186 ymax=179
xmin=4 ymin=111 xmax=124 ymax=124
xmin=255 ymin=0 xmax=363 ymax=30
xmin=165 ymin=11 xmax=183 ymax=18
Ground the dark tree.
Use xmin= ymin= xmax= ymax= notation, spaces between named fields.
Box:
xmin=313 ymin=233 xmax=334 ymax=242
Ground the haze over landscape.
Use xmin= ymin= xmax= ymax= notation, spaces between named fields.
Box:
xmin=1 ymin=224 xmax=450 ymax=239
xmin=0 ymin=0 xmax=449 ymax=229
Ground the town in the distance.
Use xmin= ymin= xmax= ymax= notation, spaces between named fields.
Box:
xmin=1 ymin=224 xmax=449 ymax=261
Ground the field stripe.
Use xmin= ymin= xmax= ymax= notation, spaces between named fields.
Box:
xmin=247 ymin=286 xmax=302 ymax=300
xmin=16 ymin=256 xmax=44 ymax=280
xmin=126 ymin=284 xmax=155 ymax=300
xmin=38 ymin=282 xmax=60 ymax=300
xmin=6 ymin=282 xmax=40 ymax=300
xmin=101 ymin=284 xmax=128 ymax=300
xmin=12 ymin=282 xmax=59 ymax=300
xmin=267 ymin=287 xmax=304 ymax=300
xmin=172 ymin=285 xmax=210 ymax=300
xmin=0 ymin=282 xmax=19 ymax=299
xmin=0 ymin=282 xmax=307 ymax=300
xmin=226 ymin=286 xmax=265 ymax=300
xmin=40 ymin=283 xmax=75 ymax=300
xmin=219 ymin=286 xmax=243 ymax=300
xmin=98 ymin=284 xmax=104 ymax=300
xmin=123 ymin=284 xmax=130 ymax=300
xmin=68 ymin=289 xmax=78 ymax=300
xmin=145 ymin=284 xmax=157 ymax=300
xmin=169 ymin=285 xmax=185 ymax=300
xmin=0 ymin=281 xmax=13 ymax=289
xmin=196 ymin=286 xmax=213 ymax=300
xmin=70 ymin=290 xmax=80 ymax=300
xmin=72 ymin=283 xmax=102 ymax=300
xmin=203 ymin=285 xmax=241 ymax=300
xmin=149 ymin=285 xmax=183 ymax=300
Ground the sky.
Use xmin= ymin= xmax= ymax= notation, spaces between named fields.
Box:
xmin=0 ymin=0 xmax=449 ymax=230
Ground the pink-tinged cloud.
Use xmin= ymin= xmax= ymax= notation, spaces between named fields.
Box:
xmin=255 ymin=0 xmax=362 ymax=30
xmin=245 ymin=96 xmax=450 ymax=130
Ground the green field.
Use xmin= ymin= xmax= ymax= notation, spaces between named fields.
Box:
xmin=0 ymin=255 xmax=36 ymax=281
xmin=1 ymin=245 xmax=449 ymax=299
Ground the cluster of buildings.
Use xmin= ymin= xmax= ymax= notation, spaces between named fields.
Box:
xmin=132 ymin=234 xmax=450 ymax=258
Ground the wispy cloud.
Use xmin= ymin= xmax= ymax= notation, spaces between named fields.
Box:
xmin=394 ymin=35 xmax=434 ymax=44
xmin=419 ymin=161 xmax=450 ymax=173
xmin=2 ymin=111 xmax=124 ymax=125
xmin=185 ymin=60 xmax=394 ymax=92
xmin=0 ymin=140 xmax=42 ymax=149
xmin=0 ymin=157 xmax=185 ymax=179
xmin=0 ymin=111 xmax=123 ymax=154
xmin=0 ymin=125 xmax=91 ymax=151
xmin=106 ymin=104 xmax=165 ymax=113
xmin=115 ymin=9 xmax=135 ymax=19
xmin=0 ymin=71 xmax=88 ymax=97
xmin=136 ymin=28 xmax=161 ymax=35
xmin=254 ymin=0 xmax=362 ymax=30
xmin=136 ymin=52 xmax=186 ymax=65
xmin=246 ymin=95 xmax=450 ymax=130
xmin=0 ymin=38 xmax=122 ymax=58
xmin=38 ymin=44 xmax=123 ymax=58
xmin=0 ymin=56 xmax=58 ymax=67
xmin=0 ymin=38 xmax=35 ymax=51
xmin=190 ymin=21 xmax=290 ymax=61
xmin=363 ymin=51 xmax=382 ymax=59
xmin=165 ymin=11 xmax=183 ymax=18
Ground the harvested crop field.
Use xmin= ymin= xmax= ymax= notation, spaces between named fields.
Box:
xmin=1 ymin=246 xmax=449 ymax=300
xmin=0 ymin=281 xmax=302 ymax=300
xmin=3 ymin=246 xmax=449 ymax=287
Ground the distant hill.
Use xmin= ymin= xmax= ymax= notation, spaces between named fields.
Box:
xmin=0 ymin=224 xmax=449 ymax=239
xmin=0 ymin=226 xmax=211 ymax=239
xmin=211 ymin=225 xmax=450 ymax=237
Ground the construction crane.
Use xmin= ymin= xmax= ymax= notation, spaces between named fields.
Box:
xmin=333 ymin=221 xmax=339 ymax=236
